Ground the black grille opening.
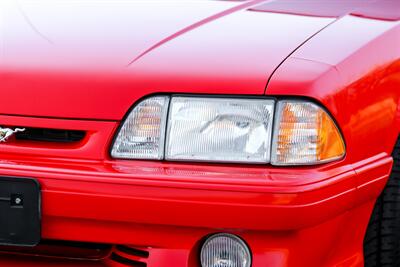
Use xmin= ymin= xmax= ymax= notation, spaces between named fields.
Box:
xmin=115 ymin=246 xmax=149 ymax=258
xmin=111 ymin=253 xmax=147 ymax=267
xmin=0 ymin=239 xmax=112 ymax=260
xmin=15 ymin=128 xmax=86 ymax=143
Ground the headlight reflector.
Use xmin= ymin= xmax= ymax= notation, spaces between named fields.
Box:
xmin=165 ymin=97 xmax=274 ymax=163
xmin=271 ymin=101 xmax=345 ymax=165
xmin=200 ymin=233 xmax=251 ymax=267
xmin=111 ymin=96 xmax=169 ymax=159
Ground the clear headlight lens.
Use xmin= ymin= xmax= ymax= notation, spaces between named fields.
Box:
xmin=165 ymin=97 xmax=274 ymax=163
xmin=200 ymin=233 xmax=251 ymax=267
xmin=111 ymin=96 xmax=345 ymax=166
xmin=111 ymin=96 xmax=169 ymax=159
xmin=271 ymin=101 xmax=345 ymax=165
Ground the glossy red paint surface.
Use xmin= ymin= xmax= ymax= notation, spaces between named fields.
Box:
xmin=0 ymin=0 xmax=399 ymax=266
xmin=0 ymin=0 xmax=334 ymax=119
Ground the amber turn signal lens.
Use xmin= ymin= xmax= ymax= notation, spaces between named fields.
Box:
xmin=271 ymin=101 xmax=345 ymax=165
xmin=317 ymin=108 xmax=345 ymax=161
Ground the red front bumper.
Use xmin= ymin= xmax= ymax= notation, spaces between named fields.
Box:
xmin=0 ymin=153 xmax=392 ymax=267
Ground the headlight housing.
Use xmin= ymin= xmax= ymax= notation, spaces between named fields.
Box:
xmin=111 ymin=95 xmax=345 ymax=166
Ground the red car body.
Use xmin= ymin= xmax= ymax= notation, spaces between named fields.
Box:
xmin=0 ymin=0 xmax=399 ymax=266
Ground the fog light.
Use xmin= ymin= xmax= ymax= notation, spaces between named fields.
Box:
xmin=200 ymin=233 xmax=251 ymax=267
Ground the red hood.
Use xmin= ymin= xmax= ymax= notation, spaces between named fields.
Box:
xmin=0 ymin=0 xmax=334 ymax=120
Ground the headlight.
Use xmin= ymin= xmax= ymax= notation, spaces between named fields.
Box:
xmin=111 ymin=95 xmax=345 ymax=165
xmin=200 ymin=233 xmax=251 ymax=267
xmin=165 ymin=97 xmax=274 ymax=163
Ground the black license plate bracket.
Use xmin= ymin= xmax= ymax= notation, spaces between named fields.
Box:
xmin=0 ymin=177 xmax=41 ymax=246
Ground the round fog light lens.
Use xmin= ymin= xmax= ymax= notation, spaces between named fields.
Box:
xmin=200 ymin=233 xmax=251 ymax=267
